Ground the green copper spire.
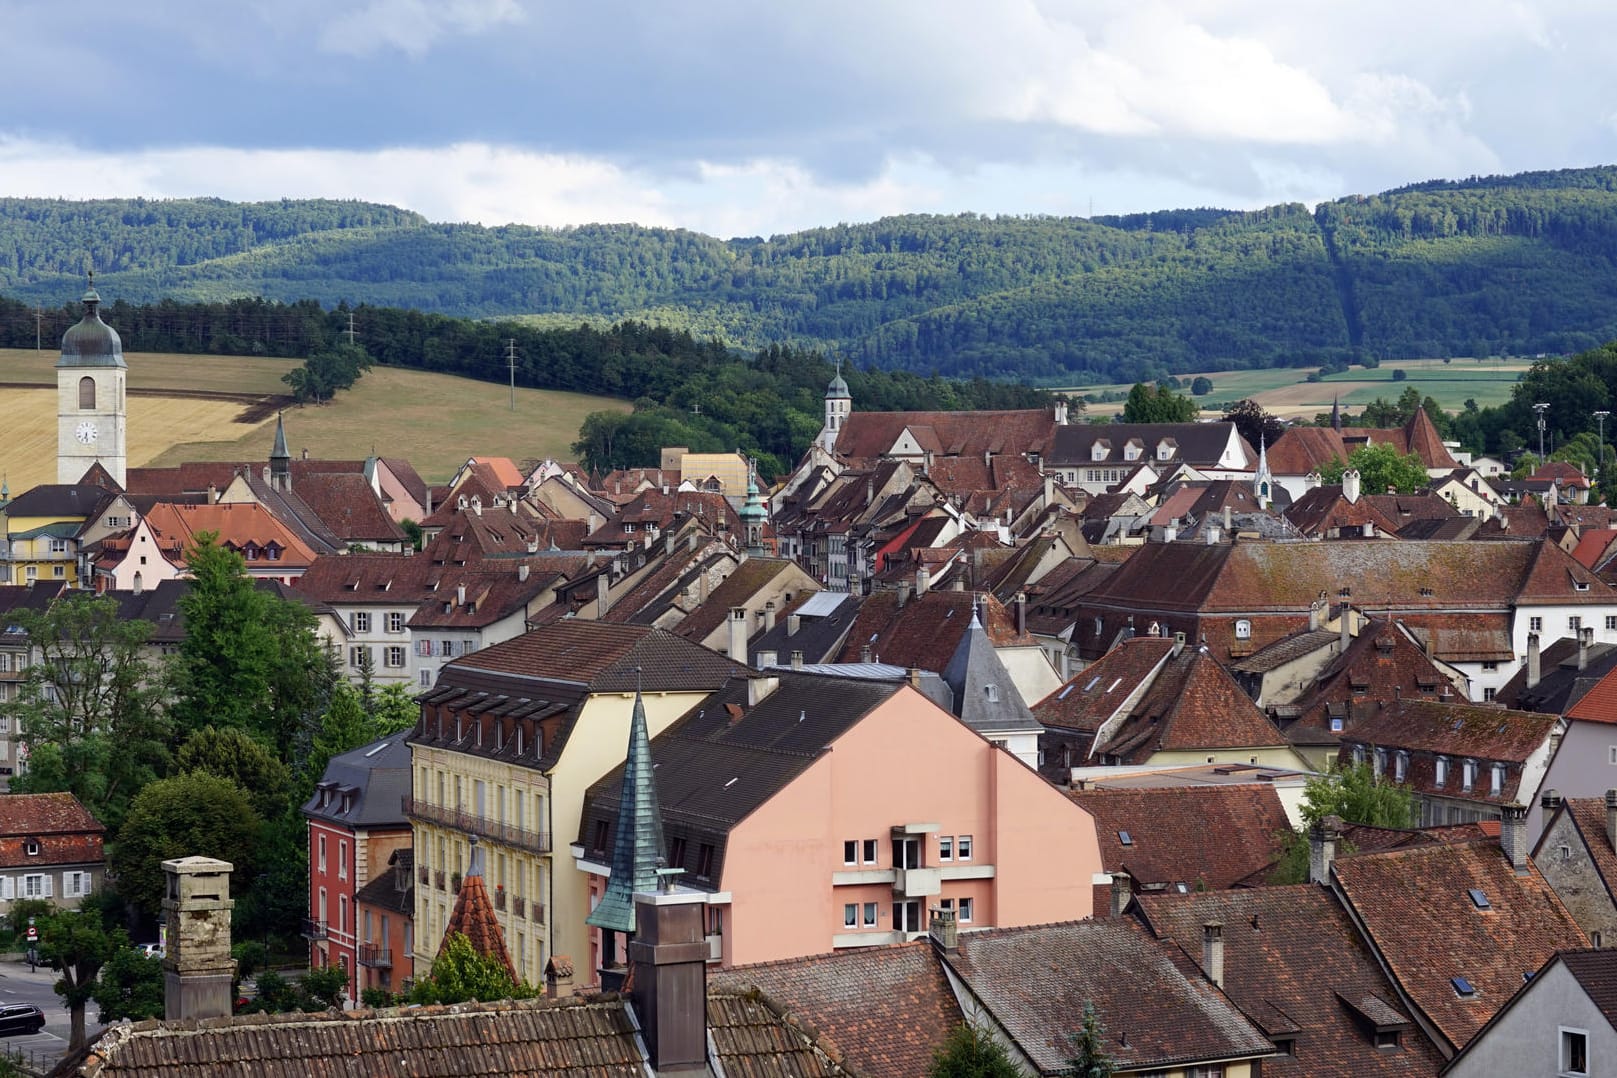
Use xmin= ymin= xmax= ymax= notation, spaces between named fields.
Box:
xmin=586 ymin=678 xmax=668 ymax=935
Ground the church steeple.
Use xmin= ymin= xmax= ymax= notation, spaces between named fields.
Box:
xmin=269 ymin=411 xmax=291 ymax=490
xmin=57 ymin=271 xmax=128 ymax=486
xmin=587 ymin=675 xmax=672 ymax=987
xmin=1253 ymin=434 xmax=1273 ymax=509
xmin=740 ymin=458 xmax=768 ymax=555
xmin=1331 ymin=395 xmax=1342 ymax=432
xmin=819 ymin=359 xmax=851 ymax=452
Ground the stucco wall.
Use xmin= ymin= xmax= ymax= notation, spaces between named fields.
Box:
xmin=719 ymin=687 xmax=1100 ymax=966
xmin=1445 ymin=960 xmax=1617 ymax=1078
xmin=1532 ymin=722 xmax=1617 ymax=841
xmin=1536 ymin=809 xmax=1617 ymax=949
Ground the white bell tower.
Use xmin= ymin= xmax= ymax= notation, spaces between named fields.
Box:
xmin=56 ymin=275 xmax=128 ymax=486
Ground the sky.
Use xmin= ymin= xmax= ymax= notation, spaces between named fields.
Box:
xmin=1 ymin=1 xmax=1614 ymax=238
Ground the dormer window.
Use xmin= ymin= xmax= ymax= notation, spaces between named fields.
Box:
xmin=1091 ymin=441 xmax=1110 ymax=462
xmin=23 ymin=839 xmax=39 ymax=857
xmin=1234 ymin=619 xmax=1252 ymax=640
xmin=1394 ymin=751 xmax=1408 ymax=783
xmin=1462 ymin=759 xmax=1477 ymax=792
xmin=1435 ymin=756 xmax=1449 ymax=787
xmin=1157 ymin=440 xmax=1177 ymax=461
xmin=1491 ymin=763 xmax=1505 ymax=796
xmin=984 ymin=684 xmax=999 ymax=703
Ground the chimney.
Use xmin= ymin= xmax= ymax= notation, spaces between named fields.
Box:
xmin=1540 ymin=788 xmax=1562 ymax=813
xmin=1362 ymin=522 xmax=1374 ymax=538
xmin=897 ymin=580 xmax=912 ymax=609
xmin=1043 ymin=472 xmax=1056 ymax=509
xmin=747 ymin=676 xmax=779 ymax=706
xmin=1606 ymin=789 xmax=1617 ymax=851
xmin=860 ymin=644 xmax=873 ymax=663
xmin=1339 ymin=602 xmax=1351 ymax=651
xmin=1309 ymin=815 xmax=1342 ymax=885
xmin=207 ymin=484 xmax=217 ymax=504
xmin=1110 ymin=870 xmax=1132 ymax=917
xmin=786 ymin=613 xmax=801 ymax=637
xmin=728 ymin=607 xmax=748 ymax=667
xmin=951 ymin=576 xmax=966 ymax=592
xmin=518 ymin=563 xmax=530 ymax=582
xmin=628 ymin=892 xmax=709 ymax=1075
xmin=756 ymin=650 xmax=778 ymax=669
xmin=1164 ymin=526 xmax=1178 ymax=543
xmin=587 ymin=510 xmax=601 ymax=534
xmin=162 ymin=857 xmax=236 ymax=1021
xmin=1581 ymin=626 xmax=1593 ymax=671
xmin=1526 ymin=631 xmax=1541 ymax=690
xmin=544 ymin=955 xmax=575 ymax=999
xmin=1501 ymin=802 xmax=1529 ymax=876
xmin=1054 ymin=399 xmax=1069 ymax=426
xmin=916 ymin=567 xmax=931 ymax=596
xmin=1014 ymin=592 xmax=1027 ymax=636
xmin=1343 ymin=469 xmax=1361 ymax=504
xmin=1223 ymin=505 xmax=1232 ymax=532
xmin=763 ymin=601 xmax=776 ymax=633
xmin=1172 ymin=631 xmax=1186 ymax=658
xmin=1201 ymin=922 xmax=1225 ymax=988
xmin=456 ymin=583 xmax=467 ymax=607
xmin=908 ymin=667 xmax=922 ymax=690
xmin=928 ymin=906 xmax=959 ymax=953
xmin=790 ymin=650 xmax=804 ymax=670
xmin=1308 ymin=600 xmax=1322 ymax=633
xmin=1206 ymin=526 xmax=1220 ymax=544
xmin=598 ymin=569 xmax=611 ymax=617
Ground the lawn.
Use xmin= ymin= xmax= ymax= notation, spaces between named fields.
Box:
xmin=1059 ymin=357 xmax=1532 ymax=420
xmin=0 ymin=350 xmax=628 ymax=491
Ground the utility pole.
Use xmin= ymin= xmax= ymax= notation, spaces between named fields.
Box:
xmin=1598 ymin=410 xmax=1611 ymax=488
xmin=34 ymin=306 xmax=42 ymax=353
xmin=506 ymin=338 xmax=518 ymax=411
xmin=343 ymin=313 xmax=357 ymax=346
xmin=1533 ymin=403 xmax=1550 ymax=463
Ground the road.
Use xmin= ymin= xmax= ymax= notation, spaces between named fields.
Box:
xmin=0 ymin=951 xmax=102 ymax=1070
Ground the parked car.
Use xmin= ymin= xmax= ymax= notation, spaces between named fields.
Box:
xmin=136 ymin=943 xmax=164 ymax=959
xmin=0 ymin=1005 xmax=45 ymax=1036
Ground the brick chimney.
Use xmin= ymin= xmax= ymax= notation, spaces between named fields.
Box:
xmin=928 ymin=906 xmax=959 ymax=953
xmin=728 ymin=608 xmax=747 ymax=666
xmin=628 ymin=892 xmax=709 ymax=1076
xmin=1501 ymin=802 xmax=1529 ymax=876
xmin=1110 ymin=870 xmax=1132 ymax=917
xmin=1526 ymin=631 xmax=1541 ymax=690
xmin=1201 ymin=922 xmax=1225 ymax=988
xmin=162 ymin=857 xmax=236 ymax=1021
xmin=1309 ymin=815 xmax=1342 ymax=885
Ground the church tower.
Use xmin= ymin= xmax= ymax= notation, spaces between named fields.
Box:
xmin=56 ymin=277 xmax=127 ymax=486
xmin=819 ymin=364 xmax=851 ymax=452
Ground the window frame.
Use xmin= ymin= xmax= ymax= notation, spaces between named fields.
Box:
xmin=957 ymin=835 xmax=974 ymax=861
xmin=1560 ymin=1026 xmax=1589 ymax=1076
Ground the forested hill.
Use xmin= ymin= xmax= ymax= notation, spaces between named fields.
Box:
xmin=7 ymin=167 xmax=1617 ymax=383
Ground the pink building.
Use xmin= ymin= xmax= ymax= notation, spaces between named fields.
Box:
xmin=575 ymin=669 xmax=1101 ymax=975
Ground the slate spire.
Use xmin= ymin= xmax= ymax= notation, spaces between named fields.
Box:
xmin=1331 ymin=394 xmax=1342 ymax=432
xmin=942 ymin=603 xmax=1041 ymax=740
xmin=270 ymin=411 xmax=291 ymax=489
xmin=586 ymin=675 xmax=668 ymax=935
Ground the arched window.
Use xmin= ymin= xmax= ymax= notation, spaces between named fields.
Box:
xmin=78 ymin=376 xmax=95 ymax=410
xmin=1234 ymin=619 xmax=1252 ymax=640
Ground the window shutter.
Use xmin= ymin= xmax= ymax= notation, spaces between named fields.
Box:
xmin=42 ymin=875 xmax=53 ymax=898
xmin=0 ymin=876 xmax=12 ymax=900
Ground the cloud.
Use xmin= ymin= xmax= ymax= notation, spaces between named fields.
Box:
xmin=315 ymin=0 xmax=527 ymax=57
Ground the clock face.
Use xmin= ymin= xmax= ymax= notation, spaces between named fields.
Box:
xmin=74 ymin=420 xmax=98 ymax=445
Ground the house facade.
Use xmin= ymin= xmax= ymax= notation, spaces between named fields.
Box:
xmin=0 ymin=792 xmax=104 ymax=913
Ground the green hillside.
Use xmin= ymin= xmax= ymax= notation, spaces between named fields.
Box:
xmin=8 ymin=168 xmax=1617 ymax=381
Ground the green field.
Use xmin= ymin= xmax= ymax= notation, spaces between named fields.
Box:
xmin=1060 ymin=357 xmax=1532 ymax=419
xmin=0 ymin=349 xmax=629 ymax=488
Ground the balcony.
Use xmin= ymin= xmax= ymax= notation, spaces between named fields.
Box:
xmin=301 ymin=918 xmax=328 ymax=941
xmin=357 ymin=944 xmax=392 ymax=969
xmin=434 ymin=870 xmax=446 ymax=890
xmin=419 ymin=866 xmax=430 ymax=886
xmin=402 ymin=796 xmax=553 ymax=856
xmin=494 ymin=888 xmax=507 ymax=912
xmin=530 ymin=902 xmax=545 ymax=925
xmin=892 ymin=867 xmax=942 ymax=899
xmin=512 ymin=895 xmax=525 ymax=918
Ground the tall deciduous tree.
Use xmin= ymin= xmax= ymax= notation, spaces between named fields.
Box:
xmin=92 ymin=949 xmax=165 ymax=1025
xmin=38 ymin=904 xmax=129 ymax=1049
xmin=1121 ymin=383 xmax=1198 ymax=424
xmin=1318 ymin=443 xmax=1432 ymax=494
xmin=170 ymin=533 xmax=335 ymax=759
xmin=1221 ymin=398 xmax=1286 ymax=449
xmin=2 ymin=594 xmax=170 ymax=832
xmin=112 ymin=772 xmax=262 ymax=916
xmin=175 ymin=725 xmax=292 ymax=823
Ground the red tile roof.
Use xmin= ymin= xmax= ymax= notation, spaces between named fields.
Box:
xmin=1568 ymin=664 xmax=1617 ymax=725
xmin=438 ymin=864 xmax=516 ymax=982
xmin=833 ymin=590 xmax=1034 ymax=670
xmin=1331 ymin=838 xmax=1587 ymax=1053
xmin=833 ymin=409 xmax=1060 ymax=462
xmin=1033 ymin=637 xmax=1176 ymax=734
xmin=0 ymin=793 xmax=105 ymax=869
xmin=715 ymin=941 xmax=962 ymax=1078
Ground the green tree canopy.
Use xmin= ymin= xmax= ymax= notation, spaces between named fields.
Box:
xmin=112 ymin=772 xmax=262 ymax=916
xmin=1121 ymin=383 xmax=1199 ymax=423
xmin=38 ymin=904 xmax=129 ymax=1048
xmin=930 ymin=1022 xmax=1024 ymax=1078
xmin=93 ymin=949 xmax=165 ymax=1025
xmin=170 ymin=533 xmax=336 ymax=758
xmin=1064 ymin=1002 xmax=1116 ymax=1078
xmin=175 ymin=725 xmax=292 ymax=823
xmin=2 ymin=594 xmax=171 ymax=832
xmin=1221 ymin=398 xmax=1286 ymax=449
xmin=283 ymin=341 xmax=373 ymax=404
xmin=1301 ymin=761 xmax=1416 ymax=829
xmin=408 ymin=933 xmax=535 ymax=1005
xmin=1319 ymin=442 xmax=1432 ymax=494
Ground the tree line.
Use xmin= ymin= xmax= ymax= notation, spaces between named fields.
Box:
xmin=10 ymin=169 xmax=1617 ymax=381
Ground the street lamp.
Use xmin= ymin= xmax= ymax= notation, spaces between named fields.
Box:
xmin=1533 ymin=403 xmax=1550 ymax=463
xmin=1597 ymin=410 xmax=1611 ymax=488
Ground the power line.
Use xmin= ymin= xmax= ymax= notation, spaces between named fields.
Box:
xmin=506 ymin=338 xmax=518 ymax=411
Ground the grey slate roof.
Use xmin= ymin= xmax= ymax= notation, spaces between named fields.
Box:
xmin=748 ymin=592 xmax=862 ymax=666
xmin=301 ymin=734 xmax=412 ymax=829
xmin=941 ymin=610 xmax=1043 ymax=735
xmin=3 ymin=484 xmax=117 ymax=521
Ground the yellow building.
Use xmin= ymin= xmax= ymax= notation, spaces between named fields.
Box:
xmin=406 ymin=621 xmax=742 ymax=986
xmin=0 ymin=483 xmax=125 ymax=589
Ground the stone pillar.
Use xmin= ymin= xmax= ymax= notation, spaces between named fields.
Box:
xmin=162 ymin=857 xmax=236 ymax=1021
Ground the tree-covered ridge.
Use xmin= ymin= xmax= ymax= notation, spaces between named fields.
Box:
xmin=10 ymin=167 xmax=1617 ymax=379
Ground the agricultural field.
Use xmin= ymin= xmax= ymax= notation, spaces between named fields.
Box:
xmin=0 ymin=349 xmax=629 ymax=493
xmin=1063 ymin=357 xmax=1532 ymax=420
